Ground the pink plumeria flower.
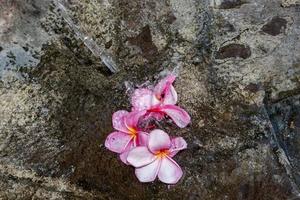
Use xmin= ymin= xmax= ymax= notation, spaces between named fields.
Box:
xmin=131 ymin=75 xmax=191 ymax=128
xmin=105 ymin=110 xmax=149 ymax=164
xmin=127 ymin=129 xmax=187 ymax=184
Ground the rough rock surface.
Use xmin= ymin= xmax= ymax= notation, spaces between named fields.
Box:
xmin=1 ymin=0 xmax=300 ymax=199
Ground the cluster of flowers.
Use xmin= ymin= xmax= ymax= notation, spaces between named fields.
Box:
xmin=105 ymin=75 xmax=191 ymax=184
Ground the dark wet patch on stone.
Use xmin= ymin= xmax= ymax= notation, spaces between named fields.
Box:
xmin=166 ymin=13 xmax=176 ymax=24
xmin=261 ymin=17 xmax=287 ymax=36
xmin=105 ymin=40 xmax=112 ymax=49
xmin=60 ymin=35 xmax=113 ymax=76
xmin=128 ymin=25 xmax=158 ymax=60
xmin=216 ymin=19 xmax=236 ymax=33
xmin=218 ymin=0 xmax=246 ymax=9
xmin=276 ymin=88 xmax=300 ymax=102
xmin=293 ymin=113 xmax=300 ymax=128
xmin=216 ymin=44 xmax=251 ymax=59
xmin=266 ymin=95 xmax=300 ymax=186
xmin=244 ymin=83 xmax=260 ymax=93
xmin=22 ymin=46 xmax=29 ymax=52
xmin=0 ymin=46 xmax=2 ymax=52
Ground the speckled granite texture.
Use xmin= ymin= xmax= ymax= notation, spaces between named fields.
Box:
xmin=0 ymin=0 xmax=300 ymax=199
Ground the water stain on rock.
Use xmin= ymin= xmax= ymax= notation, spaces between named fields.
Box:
xmin=105 ymin=40 xmax=112 ymax=49
xmin=216 ymin=18 xmax=236 ymax=33
xmin=128 ymin=25 xmax=158 ymax=61
xmin=216 ymin=44 xmax=251 ymax=59
xmin=244 ymin=83 xmax=260 ymax=93
xmin=267 ymin=96 xmax=300 ymax=187
xmin=166 ymin=13 xmax=176 ymax=24
xmin=292 ymin=113 xmax=300 ymax=128
xmin=261 ymin=17 xmax=287 ymax=36
xmin=218 ymin=0 xmax=246 ymax=9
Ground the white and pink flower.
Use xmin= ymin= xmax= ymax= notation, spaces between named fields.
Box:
xmin=105 ymin=110 xmax=149 ymax=164
xmin=131 ymin=75 xmax=191 ymax=128
xmin=105 ymin=74 xmax=190 ymax=185
xmin=127 ymin=129 xmax=187 ymax=184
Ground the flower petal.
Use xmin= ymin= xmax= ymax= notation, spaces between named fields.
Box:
xmin=158 ymin=157 xmax=183 ymax=184
xmin=135 ymin=159 xmax=161 ymax=182
xmin=153 ymin=75 xmax=176 ymax=97
xmin=131 ymin=88 xmax=154 ymax=111
xmin=119 ymin=141 xmax=134 ymax=165
xmin=148 ymin=129 xmax=171 ymax=153
xmin=137 ymin=131 xmax=149 ymax=146
xmin=125 ymin=110 xmax=147 ymax=129
xmin=127 ymin=146 xmax=156 ymax=167
xmin=160 ymin=105 xmax=191 ymax=128
xmin=151 ymin=95 xmax=162 ymax=107
xmin=112 ymin=110 xmax=129 ymax=133
xmin=163 ymin=85 xmax=177 ymax=105
xmin=169 ymin=137 xmax=187 ymax=157
xmin=144 ymin=111 xmax=165 ymax=121
xmin=105 ymin=131 xmax=132 ymax=153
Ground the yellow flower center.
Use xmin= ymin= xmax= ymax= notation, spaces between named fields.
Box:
xmin=155 ymin=149 xmax=170 ymax=158
xmin=128 ymin=127 xmax=137 ymax=137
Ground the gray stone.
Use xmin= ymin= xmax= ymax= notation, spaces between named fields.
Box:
xmin=1 ymin=0 xmax=300 ymax=199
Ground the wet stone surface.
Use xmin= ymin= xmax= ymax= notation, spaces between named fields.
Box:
xmin=215 ymin=0 xmax=246 ymax=9
xmin=0 ymin=0 xmax=300 ymax=199
xmin=267 ymin=95 xmax=300 ymax=186
xmin=261 ymin=17 xmax=288 ymax=36
xmin=0 ymin=0 xmax=55 ymax=73
xmin=128 ymin=25 xmax=158 ymax=61
xmin=215 ymin=43 xmax=251 ymax=59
